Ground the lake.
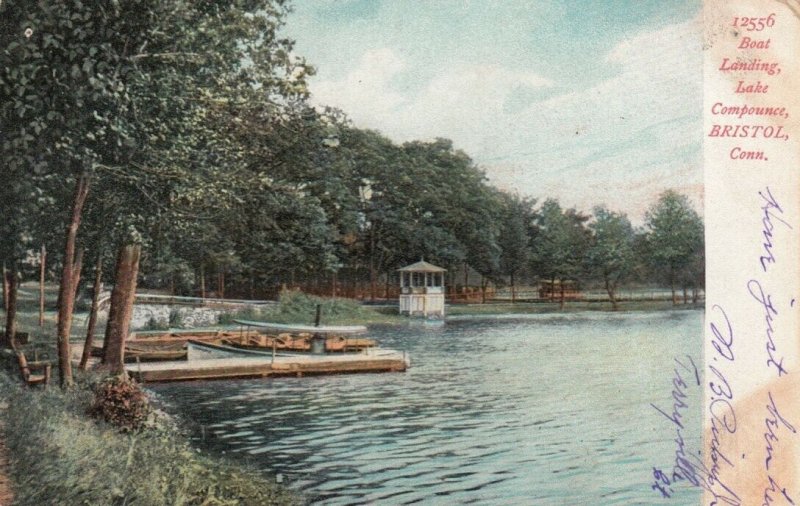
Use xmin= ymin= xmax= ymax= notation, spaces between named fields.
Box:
xmin=149 ymin=310 xmax=703 ymax=505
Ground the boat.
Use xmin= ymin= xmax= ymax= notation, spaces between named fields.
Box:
xmin=91 ymin=342 xmax=188 ymax=362
xmin=230 ymin=320 xmax=376 ymax=352
xmin=186 ymin=339 xmax=407 ymax=362
xmin=125 ymin=326 xmax=376 ymax=355
xmin=187 ymin=339 xmax=307 ymax=360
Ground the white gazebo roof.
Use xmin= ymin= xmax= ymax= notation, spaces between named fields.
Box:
xmin=397 ymin=260 xmax=447 ymax=273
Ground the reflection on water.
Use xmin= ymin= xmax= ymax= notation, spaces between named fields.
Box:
xmin=150 ymin=310 xmax=703 ymax=505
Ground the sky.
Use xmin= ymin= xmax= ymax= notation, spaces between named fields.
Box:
xmin=281 ymin=0 xmax=703 ymax=223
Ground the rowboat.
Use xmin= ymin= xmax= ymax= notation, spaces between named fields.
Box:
xmin=91 ymin=342 xmax=187 ymax=362
xmin=187 ymin=339 xmax=408 ymax=363
xmin=230 ymin=320 xmax=376 ymax=352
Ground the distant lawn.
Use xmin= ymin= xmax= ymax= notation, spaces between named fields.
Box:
xmin=445 ymin=299 xmax=701 ymax=315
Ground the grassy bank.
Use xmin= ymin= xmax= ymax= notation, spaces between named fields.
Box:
xmin=217 ymin=291 xmax=703 ymax=327
xmin=219 ymin=290 xmax=403 ymax=326
xmin=0 ymin=357 xmax=300 ymax=506
xmin=445 ymin=299 xmax=702 ymax=316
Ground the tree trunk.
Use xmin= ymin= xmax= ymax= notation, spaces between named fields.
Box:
xmin=369 ymin=228 xmax=377 ymax=301
xmin=692 ymin=287 xmax=699 ymax=304
xmin=480 ymin=276 xmax=487 ymax=304
xmin=670 ymin=270 xmax=677 ymax=305
xmin=71 ymin=248 xmax=84 ymax=302
xmin=463 ymin=262 xmax=468 ymax=292
xmin=682 ymin=286 xmax=688 ymax=304
xmin=57 ymin=174 xmax=90 ymax=388
xmin=510 ymin=272 xmax=516 ymax=303
xmin=200 ymin=264 xmax=206 ymax=299
xmin=2 ymin=262 xmax=8 ymax=315
xmin=605 ymin=277 xmax=619 ymax=311
xmin=39 ymin=245 xmax=46 ymax=327
xmin=102 ymin=243 xmax=141 ymax=375
xmin=79 ymin=253 xmax=103 ymax=370
xmin=2 ymin=270 xmax=19 ymax=349
xmin=559 ymin=278 xmax=565 ymax=310
xmin=332 ymin=271 xmax=337 ymax=298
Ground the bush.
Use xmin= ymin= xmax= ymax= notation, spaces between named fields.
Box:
xmin=218 ymin=305 xmax=263 ymax=325
xmin=216 ymin=290 xmax=398 ymax=325
xmin=90 ymin=376 xmax=152 ymax=432
xmin=268 ymin=290 xmax=378 ymax=324
xmin=142 ymin=315 xmax=170 ymax=331
xmin=168 ymin=308 xmax=184 ymax=328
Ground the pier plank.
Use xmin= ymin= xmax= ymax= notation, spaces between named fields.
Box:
xmin=126 ymin=352 xmax=408 ymax=382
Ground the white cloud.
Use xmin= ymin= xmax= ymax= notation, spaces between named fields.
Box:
xmin=311 ymin=47 xmax=407 ymax=123
xmin=306 ymin=15 xmax=703 ymax=221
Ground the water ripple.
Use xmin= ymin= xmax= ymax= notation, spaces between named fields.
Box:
xmin=151 ymin=311 xmax=703 ymax=505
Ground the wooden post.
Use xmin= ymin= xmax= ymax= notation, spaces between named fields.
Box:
xmin=103 ymin=243 xmax=141 ymax=375
xmin=39 ymin=245 xmax=46 ymax=327
xmin=200 ymin=264 xmax=206 ymax=300
xmin=3 ymin=270 xmax=18 ymax=349
xmin=79 ymin=252 xmax=103 ymax=370
xmin=57 ymin=173 xmax=90 ymax=388
xmin=2 ymin=262 xmax=8 ymax=315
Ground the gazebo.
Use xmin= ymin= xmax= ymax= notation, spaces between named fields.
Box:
xmin=398 ymin=260 xmax=446 ymax=318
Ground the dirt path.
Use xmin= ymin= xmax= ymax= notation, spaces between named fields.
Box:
xmin=0 ymin=403 xmax=14 ymax=505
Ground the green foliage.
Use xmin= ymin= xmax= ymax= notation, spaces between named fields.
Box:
xmin=270 ymin=290 xmax=375 ymax=325
xmin=643 ymin=190 xmax=704 ymax=290
xmin=142 ymin=315 xmax=170 ymax=331
xmin=217 ymin=305 xmax=265 ymax=325
xmin=89 ymin=376 xmax=152 ymax=432
xmin=0 ymin=0 xmax=706 ymax=314
xmin=498 ymin=194 xmax=535 ymax=282
xmin=168 ymin=308 xmax=184 ymax=329
xmin=219 ymin=291 xmax=394 ymax=325
xmin=532 ymin=199 xmax=591 ymax=284
xmin=0 ymin=368 xmax=299 ymax=506
xmin=585 ymin=207 xmax=636 ymax=307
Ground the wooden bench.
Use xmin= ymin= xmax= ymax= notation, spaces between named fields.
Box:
xmin=16 ymin=352 xmax=51 ymax=387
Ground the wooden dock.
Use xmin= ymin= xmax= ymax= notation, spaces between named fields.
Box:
xmin=125 ymin=351 xmax=409 ymax=382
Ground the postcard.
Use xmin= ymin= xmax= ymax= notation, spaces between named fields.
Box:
xmin=0 ymin=0 xmax=798 ymax=505
xmin=702 ymin=0 xmax=799 ymax=504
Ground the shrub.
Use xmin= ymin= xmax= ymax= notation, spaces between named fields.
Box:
xmin=89 ymin=376 xmax=152 ymax=432
xmin=218 ymin=304 xmax=262 ymax=324
xmin=168 ymin=308 xmax=184 ymax=328
xmin=143 ymin=315 xmax=169 ymax=331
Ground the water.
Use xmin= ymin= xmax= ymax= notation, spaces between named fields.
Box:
xmin=150 ymin=310 xmax=703 ymax=505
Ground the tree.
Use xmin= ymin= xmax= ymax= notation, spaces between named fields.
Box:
xmin=497 ymin=194 xmax=534 ymax=302
xmin=2 ymin=0 xmax=313 ymax=384
xmin=586 ymin=207 xmax=635 ymax=310
xmin=532 ymin=199 xmax=590 ymax=309
xmin=642 ymin=191 xmax=703 ymax=304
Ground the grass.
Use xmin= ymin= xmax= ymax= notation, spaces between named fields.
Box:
xmin=219 ymin=290 xmax=403 ymax=326
xmin=446 ymin=299 xmax=702 ymax=316
xmin=0 ymin=282 xmax=300 ymax=506
xmin=0 ymin=361 xmax=301 ymax=506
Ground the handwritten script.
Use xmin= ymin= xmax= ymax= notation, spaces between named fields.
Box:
xmin=704 ymin=305 xmax=741 ymax=505
xmin=650 ymin=355 xmax=702 ymax=498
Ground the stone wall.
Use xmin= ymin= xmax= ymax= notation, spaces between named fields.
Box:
xmin=131 ymin=304 xmax=230 ymax=330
